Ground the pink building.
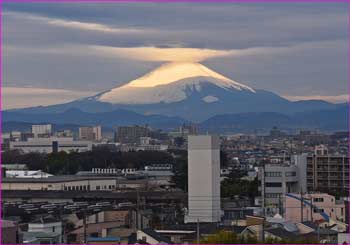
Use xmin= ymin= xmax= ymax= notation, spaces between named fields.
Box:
xmin=2 ymin=220 xmax=20 ymax=244
xmin=284 ymin=193 xmax=345 ymax=223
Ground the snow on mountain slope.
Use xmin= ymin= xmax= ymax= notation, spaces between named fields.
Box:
xmin=98 ymin=62 xmax=255 ymax=104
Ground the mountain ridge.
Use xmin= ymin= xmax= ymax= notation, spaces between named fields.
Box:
xmin=5 ymin=62 xmax=343 ymax=124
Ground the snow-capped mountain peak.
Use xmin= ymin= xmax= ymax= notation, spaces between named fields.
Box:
xmin=98 ymin=62 xmax=255 ymax=104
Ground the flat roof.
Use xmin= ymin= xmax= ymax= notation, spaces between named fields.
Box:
xmin=2 ymin=175 xmax=150 ymax=184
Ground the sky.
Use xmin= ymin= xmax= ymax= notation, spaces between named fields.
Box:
xmin=2 ymin=2 xmax=348 ymax=109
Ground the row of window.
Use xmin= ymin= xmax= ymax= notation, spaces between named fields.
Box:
xmin=265 ymin=171 xmax=296 ymax=177
xmin=96 ymin=185 xmax=116 ymax=190
xmin=265 ymin=172 xmax=282 ymax=177
xmin=63 ymin=185 xmax=116 ymax=191
xmin=265 ymin=193 xmax=282 ymax=198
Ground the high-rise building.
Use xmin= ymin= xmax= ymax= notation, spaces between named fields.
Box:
xmin=185 ymin=135 xmax=221 ymax=223
xmin=179 ymin=123 xmax=198 ymax=136
xmin=116 ymin=125 xmax=150 ymax=144
xmin=306 ymin=146 xmax=349 ymax=196
xmin=79 ymin=126 xmax=102 ymax=141
xmin=31 ymin=124 xmax=52 ymax=138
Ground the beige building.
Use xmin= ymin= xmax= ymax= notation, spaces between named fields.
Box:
xmin=79 ymin=126 xmax=102 ymax=141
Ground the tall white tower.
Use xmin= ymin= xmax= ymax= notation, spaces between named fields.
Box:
xmin=185 ymin=135 xmax=221 ymax=223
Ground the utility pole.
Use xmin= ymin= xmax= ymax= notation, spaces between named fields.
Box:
xmin=83 ymin=211 xmax=87 ymax=244
xmin=300 ymin=187 xmax=304 ymax=223
xmin=136 ymin=190 xmax=139 ymax=230
xmin=196 ymin=218 xmax=200 ymax=244
xmin=310 ymin=196 xmax=313 ymax=222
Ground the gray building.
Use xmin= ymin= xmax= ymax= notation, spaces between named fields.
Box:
xmin=258 ymin=154 xmax=307 ymax=211
xmin=185 ymin=135 xmax=221 ymax=223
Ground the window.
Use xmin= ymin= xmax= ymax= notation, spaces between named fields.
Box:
xmin=313 ymin=197 xmax=324 ymax=202
xmin=265 ymin=182 xmax=282 ymax=187
xmin=96 ymin=186 xmax=100 ymax=190
xmin=265 ymin=172 xmax=282 ymax=177
xmin=313 ymin=208 xmax=324 ymax=213
xmin=285 ymin=172 xmax=296 ymax=177
xmin=52 ymin=227 xmax=55 ymax=232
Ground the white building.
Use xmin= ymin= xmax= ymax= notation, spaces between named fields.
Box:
xmin=185 ymin=135 xmax=221 ymax=223
xmin=32 ymin=124 xmax=52 ymax=138
xmin=5 ymin=170 xmax=53 ymax=178
xmin=10 ymin=137 xmax=92 ymax=153
xmin=28 ymin=216 xmax=62 ymax=243
xmin=136 ymin=144 xmax=168 ymax=151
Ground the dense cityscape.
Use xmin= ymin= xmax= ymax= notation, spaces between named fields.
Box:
xmin=1 ymin=123 xmax=349 ymax=244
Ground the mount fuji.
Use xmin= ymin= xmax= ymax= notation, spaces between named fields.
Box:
xmin=7 ymin=62 xmax=338 ymax=123
xmin=3 ymin=62 xmax=347 ymax=133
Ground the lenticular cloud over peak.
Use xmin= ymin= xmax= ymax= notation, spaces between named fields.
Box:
xmin=89 ymin=46 xmax=234 ymax=62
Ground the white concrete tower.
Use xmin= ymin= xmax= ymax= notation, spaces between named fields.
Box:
xmin=185 ymin=135 xmax=221 ymax=223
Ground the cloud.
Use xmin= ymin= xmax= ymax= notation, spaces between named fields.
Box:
xmin=88 ymin=46 xmax=236 ymax=62
xmin=2 ymin=2 xmax=347 ymax=104
xmin=3 ymin=11 xmax=152 ymax=34
xmin=2 ymin=87 xmax=95 ymax=109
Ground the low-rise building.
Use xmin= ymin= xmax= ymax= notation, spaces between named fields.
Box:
xmin=5 ymin=170 xmax=53 ymax=178
xmin=136 ymin=229 xmax=172 ymax=244
xmin=2 ymin=175 xmax=169 ymax=191
xmin=284 ymin=193 xmax=346 ymax=225
xmin=28 ymin=216 xmax=63 ymax=243
xmin=10 ymin=137 xmax=92 ymax=153
xmin=1 ymin=220 xmax=21 ymax=244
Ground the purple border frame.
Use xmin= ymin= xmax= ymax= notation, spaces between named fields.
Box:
xmin=0 ymin=0 xmax=348 ymax=244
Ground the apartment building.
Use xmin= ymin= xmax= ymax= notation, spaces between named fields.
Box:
xmin=258 ymin=154 xmax=307 ymax=210
xmin=306 ymin=146 xmax=349 ymax=196
xmin=79 ymin=125 xmax=102 ymax=141
xmin=116 ymin=125 xmax=150 ymax=144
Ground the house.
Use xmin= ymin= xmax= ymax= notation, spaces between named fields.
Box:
xmin=136 ymin=229 xmax=172 ymax=244
xmin=2 ymin=220 xmax=21 ymax=244
xmin=27 ymin=216 xmax=62 ymax=243
xmin=155 ymin=230 xmax=196 ymax=244
xmin=86 ymin=236 xmax=121 ymax=244
xmin=68 ymin=221 xmax=123 ymax=244
xmin=22 ymin=231 xmax=61 ymax=244
xmin=264 ymin=227 xmax=296 ymax=241
xmin=338 ymin=233 xmax=350 ymax=244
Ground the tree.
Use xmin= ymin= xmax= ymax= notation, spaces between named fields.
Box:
xmin=200 ymin=230 xmax=318 ymax=244
xmin=200 ymin=230 xmax=258 ymax=244
xmin=200 ymin=230 xmax=239 ymax=244
xmin=221 ymin=175 xmax=258 ymax=201
xmin=174 ymin=137 xmax=185 ymax=147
